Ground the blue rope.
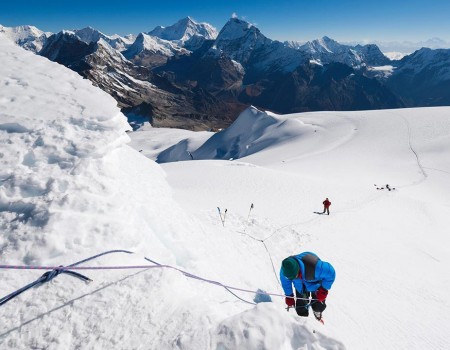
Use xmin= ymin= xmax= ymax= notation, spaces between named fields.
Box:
xmin=68 ymin=250 xmax=133 ymax=267
xmin=0 ymin=250 xmax=133 ymax=307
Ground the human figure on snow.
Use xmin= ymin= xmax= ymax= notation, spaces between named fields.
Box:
xmin=322 ymin=198 xmax=331 ymax=215
xmin=280 ymin=252 xmax=335 ymax=321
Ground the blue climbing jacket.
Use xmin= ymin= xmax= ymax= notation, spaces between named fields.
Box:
xmin=280 ymin=252 xmax=335 ymax=296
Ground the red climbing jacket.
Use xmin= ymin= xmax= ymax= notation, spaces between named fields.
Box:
xmin=323 ymin=199 xmax=331 ymax=208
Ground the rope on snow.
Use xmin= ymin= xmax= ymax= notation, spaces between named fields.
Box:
xmin=0 ymin=250 xmax=314 ymax=307
xmin=0 ymin=250 xmax=133 ymax=307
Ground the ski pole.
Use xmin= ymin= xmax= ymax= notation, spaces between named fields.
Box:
xmin=222 ymin=209 xmax=227 ymax=226
xmin=217 ymin=207 xmax=224 ymax=227
xmin=246 ymin=203 xmax=254 ymax=225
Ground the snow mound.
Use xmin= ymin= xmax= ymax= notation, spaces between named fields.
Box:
xmin=158 ymin=106 xmax=310 ymax=162
xmin=194 ymin=106 xmax=283 ymax=160
xmin=212 ymin=303 xmax=344 ymax=349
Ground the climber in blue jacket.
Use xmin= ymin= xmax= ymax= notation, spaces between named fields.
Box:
xmin=280 ymin=252 xmax=336 ymax=321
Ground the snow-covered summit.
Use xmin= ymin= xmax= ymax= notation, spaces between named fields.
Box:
xmin=308 ymin=36 xmax=343 ymax=54
xmin=297 ymin=36 xmax=390 ymax=67
xmin=123 ymin=32 xmax=188 ymax=59
xmin=216 ymin=17 xmax=258 ymax=42
xmin=149 ymin=16 xmax=217 ymax=43
xmin=72 ymin=26 xmax=135 ymax=51
xmin=72 ymin=26 xmax=104 ymax=44
xmin=211 ymin=18 xmax=274 ymax=67
xmin=0 ymin=24 xmax=50 ymax=52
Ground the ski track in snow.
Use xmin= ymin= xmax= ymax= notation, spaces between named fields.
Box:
xmin=399 ymin=113 xmax=428 ymax=186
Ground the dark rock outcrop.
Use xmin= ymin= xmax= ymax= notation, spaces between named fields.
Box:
xmin=238 ymin=62 xmax=403 ymax=113
xmin=387 ymin=48 xmax=450 ymax=106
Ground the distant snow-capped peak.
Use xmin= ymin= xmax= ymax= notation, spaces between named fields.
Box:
xmin=284 ymin=40 xmax=306 ymax=50
xmin=95 ymin=38 xmax=127 ymax=61
xmin=123 ymin=32 xmax=187 ymax=59
xmin=0 ymin=24 xmax=48 ymax=39
xmin=301 ymin=36 xmax=348 ymax=55
xmin=212 ymin=17 xmax=269 ymax=61
xmin=287 ymin=36 xmax=390 ymax=67
xmin=396 ymin=47 xmax=450 ymax=80
xmin=216 ymin=17 xmax=261 ymax=42
xmin=210 ymin=17 xmax=309 ymax=74
xmin=0 ymin=24 xmax=51 ymax=52
xmin=149 ymin=16 xmax=217 ymax=42
xmin=72 ymin=26 xmax=135 ymax=51
xmin=72 ymin=26 xmax=103 ymax=44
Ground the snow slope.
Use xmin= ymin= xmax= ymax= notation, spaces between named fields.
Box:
xmin=133 ymin=106 xmax=450 ymax=349
xmin=0 ymin=36 xmax=342 ymax=349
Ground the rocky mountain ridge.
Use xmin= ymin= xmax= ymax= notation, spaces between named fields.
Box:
xmin=2 ymin=18 xmax=449 ymax=129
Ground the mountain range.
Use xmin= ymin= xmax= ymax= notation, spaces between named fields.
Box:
xmin=2 ymin=17 xmax=450 ymax=130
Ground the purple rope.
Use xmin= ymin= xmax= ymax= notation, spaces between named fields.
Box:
xmin=0 ymin=263 xmax=310 ymax=300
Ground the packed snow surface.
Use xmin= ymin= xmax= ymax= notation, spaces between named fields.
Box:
xmin=1 ymin=34 xmax=450 ymax=350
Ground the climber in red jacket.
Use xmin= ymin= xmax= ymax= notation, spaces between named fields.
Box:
xmin=322 ymin=198 xmax=331 ymax=215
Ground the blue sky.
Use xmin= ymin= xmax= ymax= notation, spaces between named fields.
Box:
xmin=1 ymin=0 xmax=449 ymax=42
